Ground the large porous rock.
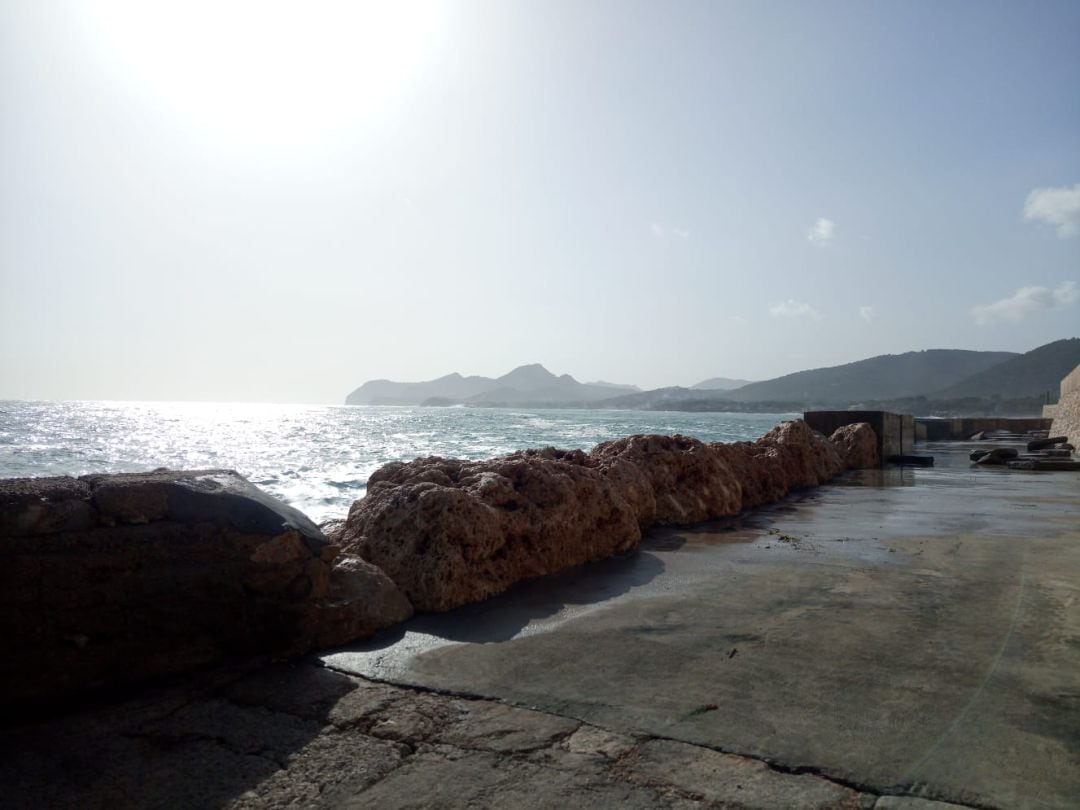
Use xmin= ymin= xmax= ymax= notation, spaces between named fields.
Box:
xmin=0 ymin=469 xmax=409 ymax=704
xmin=713 ymin=421 xmax=848 ymax=510
xmin=829 ymin=423 xmax=880 ymax=469
xmin=758 ymin=420 xmax=846 ymax=487
xmin=338 ymin=449 xmax=642 ymax=612
xmin=307 ymin=553 xmax=414 ymax=648
xmin=590 ymin=434 xmax=742 ymax=526
xmin=710 ymin=441 xmax=786 ymax=509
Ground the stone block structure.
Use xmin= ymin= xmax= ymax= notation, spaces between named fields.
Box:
xmin=1050 ymin=363 xmax=1080 ymax=445
xmin=803 ymin=411 xmax=911 ymax=459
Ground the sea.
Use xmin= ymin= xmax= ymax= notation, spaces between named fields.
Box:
xmin=0 ymin=401 xmax=795 ymax=524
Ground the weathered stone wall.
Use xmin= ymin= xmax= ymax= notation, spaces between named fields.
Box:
xmin=1050 ymin=363 xmax=1080 ymax=445
xmin=1061 ymin=363 xmax=1080 ymax=397
xmin=0 ymin=470 xmax=411 ymax=704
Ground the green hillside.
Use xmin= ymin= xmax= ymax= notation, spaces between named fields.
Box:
xmin=722 ymin=349 xmax=1016 ymax=404
xmin=933 ymin=338 xmax=1080 ymax=401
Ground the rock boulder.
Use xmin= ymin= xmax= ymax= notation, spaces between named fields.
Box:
xmin=1027 ymin=436 xmax=1068 ymax=452
xmin=590 ymin=434 xmax=741 ymax=526
xmin=758 ymin=420 xmax=847 ymax=487
xmin=971 ymin=447 xmax=1019 ymax=465
xmin=337 ymin=450 xmax=642 ymax=612
xmin=0 ymin=469 xmax=411 ymax=704
xmin=829 ymin=423 xmax=881 ymax=469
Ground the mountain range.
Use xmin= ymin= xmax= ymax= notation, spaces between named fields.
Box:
xmin=345 ymin=338 xmax=1080 ymax=414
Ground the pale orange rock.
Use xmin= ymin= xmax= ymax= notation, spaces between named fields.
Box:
xmin=337 ymin=449 xmax=642 ymax=612
xmin=829 ymin=422 xmax=880 ymax=469
xmin=590 ymin=434 xmax=742 ymax=526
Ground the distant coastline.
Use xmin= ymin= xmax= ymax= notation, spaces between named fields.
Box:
xmin=346 ymin=338 xmax=1080 ymax=418
xmin=399 ymin=396 xmax=1047 ymax=418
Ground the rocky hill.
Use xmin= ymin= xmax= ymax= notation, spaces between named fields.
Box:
xmin=346 ymin=364 xmax=636 ymax=406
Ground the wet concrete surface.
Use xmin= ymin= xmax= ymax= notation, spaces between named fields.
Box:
xmin=324 ymin=443 xmax=1080 ymax=809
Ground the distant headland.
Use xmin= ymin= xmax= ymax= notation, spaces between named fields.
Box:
xmin=346 ymin=338 xmax=1080 ymax=416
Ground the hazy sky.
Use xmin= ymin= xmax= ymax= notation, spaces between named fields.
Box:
xmin=2 ymin=1 xmax=1078 ymax=403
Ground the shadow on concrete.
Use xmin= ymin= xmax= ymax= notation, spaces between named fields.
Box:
xmin=348 ymin=549 xmax=668 ymax=650
xmin=0 ymin=662 xmax=365 ymax=810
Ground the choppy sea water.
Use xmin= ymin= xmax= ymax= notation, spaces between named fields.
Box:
xmin=0 ymin=401 xmax=795 ymax=524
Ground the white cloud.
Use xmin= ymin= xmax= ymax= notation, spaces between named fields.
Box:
xmin=650 ymin=222 xmax=690 ymax=240
xmin=769 ymin=299 xmax=823 ymax=321
xmin=859 ymin=306 xmax=874 ymax=323
xmin=1024 ymin=184 xmax=1080 ymax=237
xmin=971 ymin=281 xmax=1078 ymax=325
xmin=806 ymin=217 xmax=835 ymax=247
xmin=1055 ymin=280 xmax=1080 ymax=305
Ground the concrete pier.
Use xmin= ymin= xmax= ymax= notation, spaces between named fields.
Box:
xmin=323 ymin=441 xmax=1080 ymax=809
xmin=2 ymin=442 xmax=1077 ymax=808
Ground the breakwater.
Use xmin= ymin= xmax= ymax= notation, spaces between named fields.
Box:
xmin=1 ymin=419 xmax=877 ymax=704
xmin=330 ymin=420 xmax=878 ymax=612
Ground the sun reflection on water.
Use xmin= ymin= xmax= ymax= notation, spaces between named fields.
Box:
xmin=0 ymin=402 xmax=793 ymax=524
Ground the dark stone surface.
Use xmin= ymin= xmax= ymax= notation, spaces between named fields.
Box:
xmin=1027 ymin=436 xmax=1068 ymax=451
xmin=0 ymin=661 xmax=868 ymax=810
xmin=1005 ymin=458 xmax=1080 ymax=471
xmin=82 ymin=469 xmax=326 ymax=544
xmin=970 ymin=447 xmax=1019 ymax=465
xmin=0 ymin=470 xmax=409 ymax=707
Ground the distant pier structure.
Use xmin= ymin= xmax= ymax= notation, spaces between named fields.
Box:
xmin=914 ymin=416 xmax=1052 ymax=441
xmin=803 ymin=411 xmax=915 ymax=460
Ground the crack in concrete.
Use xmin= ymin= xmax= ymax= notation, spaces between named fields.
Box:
xmin=903 ymin=572 xmax=1028 ymax=787
xmin=319 ymin=661 xmax=1001 ymax=810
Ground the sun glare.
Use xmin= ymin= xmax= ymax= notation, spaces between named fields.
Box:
xmin=81 ymin=0 xmax=442 ymax=150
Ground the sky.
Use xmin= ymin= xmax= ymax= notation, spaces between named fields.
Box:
xmin=1 ymin=0 xmax=1078 ymax=403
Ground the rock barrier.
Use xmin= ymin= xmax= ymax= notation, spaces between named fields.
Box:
xmin=2 ymin=421 xmax=877 ymax=703
xmin=334 ymin=420 xmax=877 ymax=613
